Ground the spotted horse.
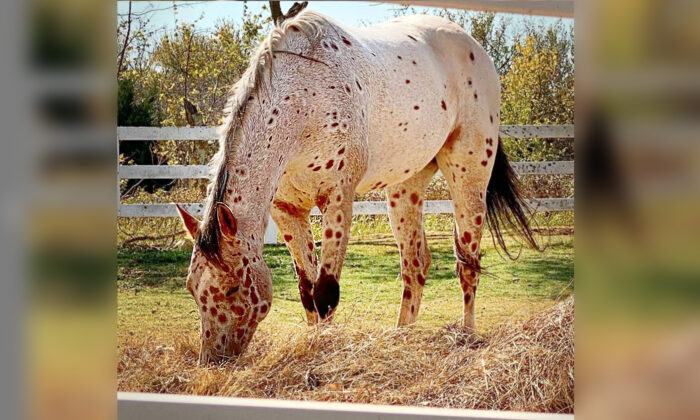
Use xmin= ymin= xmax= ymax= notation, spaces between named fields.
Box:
xmin=175 ymin=9 xmax=539 ymax=364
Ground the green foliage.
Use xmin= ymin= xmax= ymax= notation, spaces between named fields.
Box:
xmin=118 ymin=77 xmax=160 ymax=126
xmin=118 ymin=77 xmax=169 ymax=195
xmin=117 ymin=5 xmax=270 ymax=209
xmin=500 ymin=31 xmax=574 ymax=128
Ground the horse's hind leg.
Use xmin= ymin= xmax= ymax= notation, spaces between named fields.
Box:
xmin=386 ymin=160 xmax=438 ymax=326
xmin=435 ymin=122 xmax=498 ymax=332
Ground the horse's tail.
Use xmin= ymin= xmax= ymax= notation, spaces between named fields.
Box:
xmin=486 ymin=138 xmax=541 ymax=257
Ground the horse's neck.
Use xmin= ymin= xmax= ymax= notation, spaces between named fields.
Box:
xmin=221 ymin=107 xmax=298 ymax=248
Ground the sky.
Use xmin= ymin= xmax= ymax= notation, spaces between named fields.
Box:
xmin=117 ymin=1 xmax=571 ymax=34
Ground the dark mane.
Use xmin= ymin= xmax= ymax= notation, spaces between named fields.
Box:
xmin=195 ymin=125 xmax=233 ymax=263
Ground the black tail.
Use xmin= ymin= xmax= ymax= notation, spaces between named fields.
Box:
xmin=486 ymin=139 xmax=541 ymax=258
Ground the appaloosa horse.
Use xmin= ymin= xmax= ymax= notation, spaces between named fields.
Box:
xmin=175 ymin=10 xmax=538 ymax=363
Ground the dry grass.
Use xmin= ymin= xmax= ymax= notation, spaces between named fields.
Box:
xmin=118 ymin=296 xmax=573 ymax=413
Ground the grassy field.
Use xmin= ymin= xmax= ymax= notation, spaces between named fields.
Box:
xmin=118 ymin=232 xmax=573 ymax=339
xmin=118 ymin=231 xmax=574 ymax=411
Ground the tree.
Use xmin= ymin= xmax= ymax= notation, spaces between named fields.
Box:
xmin=118 ymin=77 xmax=169 ymax=196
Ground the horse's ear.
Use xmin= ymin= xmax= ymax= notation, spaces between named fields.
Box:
xmin=216 ymin=203 xmax=238 ymax=238
xmin=176 ymin=204 xmax=200 ymax=239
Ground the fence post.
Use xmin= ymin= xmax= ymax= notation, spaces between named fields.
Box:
xmin=264 ymin=216 xmax=278 ymax=245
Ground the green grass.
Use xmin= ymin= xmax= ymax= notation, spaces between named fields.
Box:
xmin=118 ymin=232 xmax=573 ymax=339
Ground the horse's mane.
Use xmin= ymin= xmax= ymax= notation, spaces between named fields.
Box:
xmin=197 ymin=10 xmax=330 ymax=260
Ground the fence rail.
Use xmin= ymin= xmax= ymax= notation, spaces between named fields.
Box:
xmin=117 ymin=124 xmax=574 ymax=141
xmin=117 ymin=392 xmax=573 ymax=420
xmin=118 ymin=125 xmax=574 ymax=244
xmin=118 ymin=161 xmax=574 ymax=179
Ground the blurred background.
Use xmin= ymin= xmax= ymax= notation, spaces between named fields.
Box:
xmin=0 ymin=0 xmax=698 ymax=419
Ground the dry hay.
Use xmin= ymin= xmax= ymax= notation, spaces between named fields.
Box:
xmin=118 ymin=297 xmax=574 ymax=413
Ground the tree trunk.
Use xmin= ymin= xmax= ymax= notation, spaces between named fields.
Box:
xmin=269 ymin=1 xmax=283 ymax=25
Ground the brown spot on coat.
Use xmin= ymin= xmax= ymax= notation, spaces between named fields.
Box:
xmin=273 ymin=200 xmax=303 ymax=218
xmin=461 ymin=231 xmax=472 ymax=244
xmin=316 ymin=195 xmax=329 ymax=212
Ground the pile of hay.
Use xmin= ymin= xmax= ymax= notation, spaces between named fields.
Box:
xmin=118 ymin=297 xmax=573 ymax=413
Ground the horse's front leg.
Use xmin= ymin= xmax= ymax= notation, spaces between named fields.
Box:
xmin=313 ymin=183 xmax=354 ymax=322
xmin=270 ymin=199 xmax=318 ymax=325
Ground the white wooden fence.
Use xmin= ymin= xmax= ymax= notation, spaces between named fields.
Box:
xmin=118 ymin=392 xmax=574 ymax=420
xmin=118 ymin=125 xmax=573 ymax=244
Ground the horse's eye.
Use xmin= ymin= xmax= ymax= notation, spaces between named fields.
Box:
xmin=225 ymin=285 xmax=240 ymax=297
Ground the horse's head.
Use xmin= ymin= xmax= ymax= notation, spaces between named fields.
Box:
xmin=176 ymin=204 xmax=272 ymax=364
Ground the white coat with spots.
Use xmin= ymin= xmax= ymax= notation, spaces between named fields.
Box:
xmin=176 ymin=10 xmax=537 ymax=363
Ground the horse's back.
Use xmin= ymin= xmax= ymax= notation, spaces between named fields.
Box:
xmin=343 ymin=14 xmax=499 ymax=191
xmin=272 ymin=10 xmax=500 ymax=194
